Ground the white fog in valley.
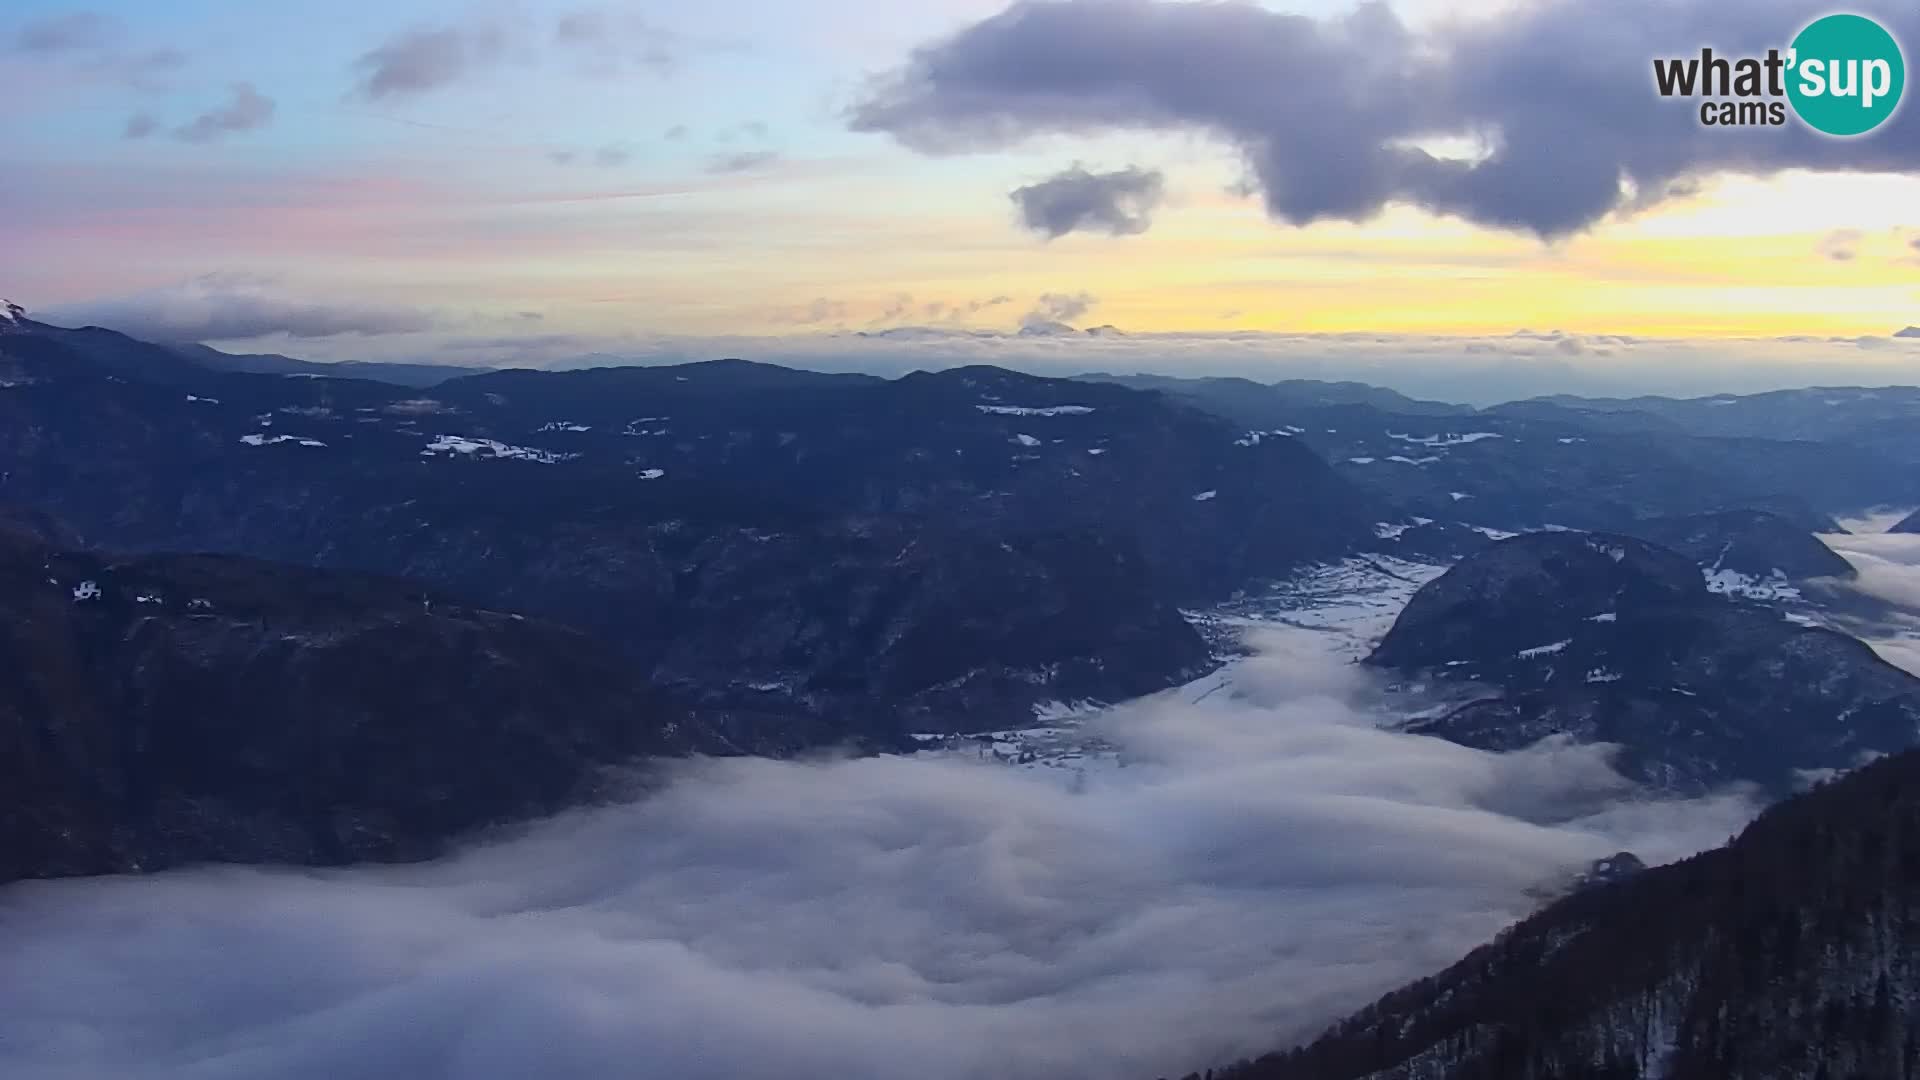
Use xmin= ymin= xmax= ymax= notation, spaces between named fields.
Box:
xmin=0 ymin=603 xmax=1756 ymax=1080
xmin=1823 ymin=511 xmax=1920 ymax=677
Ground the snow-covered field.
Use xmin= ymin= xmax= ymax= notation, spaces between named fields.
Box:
xmin=910 ymin=556 xmax=1451 ymax=782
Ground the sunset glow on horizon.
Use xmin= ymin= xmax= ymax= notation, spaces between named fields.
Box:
xmin=6 ymin=0 xmax=1920 ymax=398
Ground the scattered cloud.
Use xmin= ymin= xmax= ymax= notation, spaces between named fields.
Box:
xmin=717 ymin=120 xmax=771 ymax=142
xmin=851 ymin=0 xmax=1920 ymax=238
xmin=46 ymin=274 xmax=435 ymax=341
xmin=104 ymin=46 xmax=189 ymax=92
xmin=1019 ymin=291 xmax=1096 ymax=332
xmin=172 ymin=83 xmax=274 ymax=143
xmin=10 ymin=12 xmax=186 ymax=90
xmin=122 ymin=112 xmax=158 ymax=140
xmin=353 ymin=24 xmax=505 ymax=100
xmin=11 ymin=12 xmax=118 ymax=54
xmin=551 ymin=144 xmax=636 ymax=168
xmin=664 ymin=124 xmax=689 ymax=140
xmin=1818 ymin=229 xmax=1862 ymax=262
xmin=1896 ymin=327 xmax=1920 ymax=338
xmin=352 ymin=9 xmax=681 ymax=98
xmin=1011 ymin=164 xmax=1165 ymax=239
xmin=705 ymin=149 xmax=781 ymax=174
xmin=781 ymin=298 xmax=851 ymax=325
xmin=876 ymin=291 xmax=916 ymax=322
xmin=553 ymin=7 xmax=679 ymax=75
xmin=0 ymin=626 xmax=1752 ymax=1080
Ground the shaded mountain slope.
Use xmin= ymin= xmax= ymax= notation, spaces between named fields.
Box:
xmin=1367 ymin=532 xmax=1920 ymax=793
xmin=1621 ymin=509 xmax=1855 ymax=583
xmin=0 ymin=317 xmax=1373 ymax=733
xmin=0 ymin=526 xmax=726 ymax=884
xmin=1188 ymin=745 xmax=1920 ymax=1080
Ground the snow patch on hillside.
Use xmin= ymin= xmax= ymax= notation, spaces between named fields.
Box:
xmin=420 ymin=435 xmax=578 ymax=464
xmin=976 ymin=404 xmax=1094 ymax=417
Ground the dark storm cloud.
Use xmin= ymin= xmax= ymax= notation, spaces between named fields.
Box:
xmin=0 ymin=626 xmax=1753 ymax=1080
xmin=353 ymin=25 xmax=504 ymax=99
xmin=51 ymin=275 xmax=434 ymax=341
xmin=173 ymin=83 xmax=274 ymax=143
xmin=850 ymin=0 xmax=1920 ymax=237
xmin=1011 ymin=164 xmax=1165 ymax=238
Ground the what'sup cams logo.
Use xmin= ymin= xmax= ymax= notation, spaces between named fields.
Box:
xmin=1654 ymin=13 xmax=1905 ymax=135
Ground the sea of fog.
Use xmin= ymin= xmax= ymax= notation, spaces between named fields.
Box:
xmin=0 ymin=603 xmax=1761 ymax=1080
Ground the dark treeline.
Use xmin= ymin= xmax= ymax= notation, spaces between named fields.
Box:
xmin=1171 ymin=747 xmax=1920 ymax=1080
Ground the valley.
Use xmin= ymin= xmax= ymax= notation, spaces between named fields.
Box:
xmin=4 ymin=303 xmax=1920 ymax=1080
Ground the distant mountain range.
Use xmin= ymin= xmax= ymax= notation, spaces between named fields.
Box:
xmin=0 ymin=306 xmax=1379 ymax=750
xmin=166 ymin=341 xmax=486 ymax=387
xmin=1081 ymin=372 xmax=1473 ymax=418
xmin=1095 ymin=370 xmax=1920 ymax=530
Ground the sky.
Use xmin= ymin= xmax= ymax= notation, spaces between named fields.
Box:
xmin=5 ymin=0 xmax=1920 ymax=398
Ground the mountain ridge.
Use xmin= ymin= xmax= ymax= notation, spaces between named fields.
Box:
xmin=1367 ymin=531 xmax=1920 ymax=793
xmin=0 ymin=524 xmax=735 ymax=885
xmin=1180 ymin=744 xmax=1920 ymax=1080
xmin=0 ymin=316 xmax=1376 ymax=736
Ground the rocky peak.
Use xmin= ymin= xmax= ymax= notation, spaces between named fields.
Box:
xmin=1575 ymin=851 xmax=1647 ymax=889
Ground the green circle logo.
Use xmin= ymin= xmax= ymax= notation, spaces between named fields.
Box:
xmin=1787 ymin=14 xmax=1905 ymax=136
